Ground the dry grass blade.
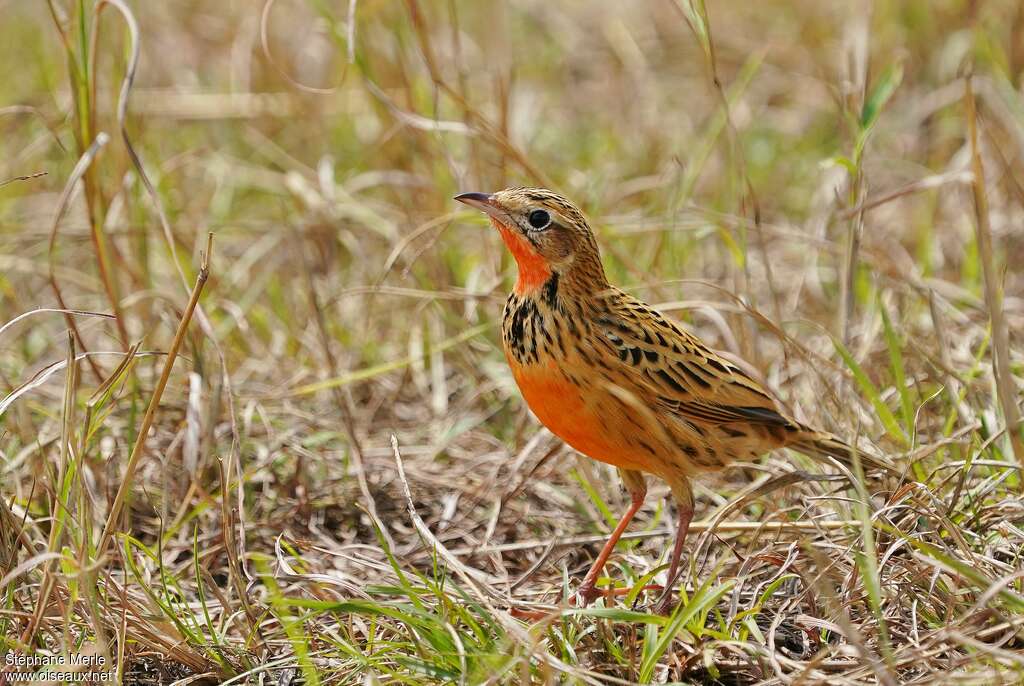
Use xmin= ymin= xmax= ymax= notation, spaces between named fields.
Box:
xmin=454 ymin=519 xmax=864 ymax=556
xmin=964 ymin=75 xmax=1024 ymax=466
xmin=0 ymin=552 xmax=64 ymax=593
xmin=0 ymin=171 xmax=47 ymax=188
xmin=672 ymin=0 xmax=781 ymax=326
xmin=98 ymin=235 xmax=213 ymax=554
xmin=19 ymin=334 xmax=78 ymax=644
xmin=45 ymin=132 xmax=110 ymax=380
xmin=390 ymin=434 xmax=504 ymax=594
xmin=0 ymin=350 xmax=161 ymax=419
xmin=0 ymin=308 xmax=114 ymax=340
xmin=260 ymin=0 xmax=341 ymax=93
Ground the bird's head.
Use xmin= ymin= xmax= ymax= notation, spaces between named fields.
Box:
xmin=455 ymin=187 xmax=608 ymax=295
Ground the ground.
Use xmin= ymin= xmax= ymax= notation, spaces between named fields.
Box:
xmin=2 ymin=1 xmax=1024 ymax=684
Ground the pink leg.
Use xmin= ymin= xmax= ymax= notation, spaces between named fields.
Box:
xmin=653 ymin=479 xmax=694 ymax=615
xmin=575 ymin=470 xmax=646 ymax=606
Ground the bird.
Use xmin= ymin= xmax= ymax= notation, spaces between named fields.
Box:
xmin=454 ymin=187 xmax=895 ymax=614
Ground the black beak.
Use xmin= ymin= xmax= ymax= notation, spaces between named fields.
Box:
xmin=454 ymin=192 xmax=502 ymax=218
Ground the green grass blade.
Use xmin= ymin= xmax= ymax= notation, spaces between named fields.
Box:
xmin=832 ymin=336 xmax=909 ymax=446
xmin=639 ymin=578 xmax=734 ymax=681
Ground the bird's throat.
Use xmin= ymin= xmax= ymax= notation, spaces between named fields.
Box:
xmin=492 ymin=218 xmax=552 ymax=294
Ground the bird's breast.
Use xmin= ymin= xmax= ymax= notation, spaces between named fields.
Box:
xmin=501 ymin=292 xmax=666 ymax=472
xmin=506 ymin=355 xmax=652 ymax=473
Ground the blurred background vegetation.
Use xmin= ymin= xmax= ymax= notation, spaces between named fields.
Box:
xmin=2 ymin=0 xmax=1023 ymax=683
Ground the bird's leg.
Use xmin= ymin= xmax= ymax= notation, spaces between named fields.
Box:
xmin=653 ymin=478 xmax=694 ymax=615
xmin=574 ymin=469 xmax=647 ymax=606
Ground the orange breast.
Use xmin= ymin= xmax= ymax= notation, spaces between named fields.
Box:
xmin=508 ymin=356 xmax=650 ymax=472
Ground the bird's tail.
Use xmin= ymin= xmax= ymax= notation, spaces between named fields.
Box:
xmin=790 ymin=430 xmax=901 ymax=477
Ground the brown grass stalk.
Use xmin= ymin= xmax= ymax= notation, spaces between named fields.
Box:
xmin=97 ymin=234 xmax=212 ymax=554
xmin=964 ymin=75 xmax=1024 ymax=467
xmin=19 ymin=334 xmax=77 ymax=645
xmin=46 ymin=132 xmax=110 ymax=381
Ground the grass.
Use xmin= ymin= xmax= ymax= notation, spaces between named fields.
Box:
xmin=2 ymin=0 xmax=1024 ymax=683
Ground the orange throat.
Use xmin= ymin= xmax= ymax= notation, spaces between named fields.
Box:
xmin=491 ymin=218 xmax=551 ymax=294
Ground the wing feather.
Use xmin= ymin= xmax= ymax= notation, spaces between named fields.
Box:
xmin=589 ymin=291 xmax=791 ymax=429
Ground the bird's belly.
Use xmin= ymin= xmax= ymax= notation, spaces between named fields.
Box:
xmin=509 ymin=359 xmax=651 ymax=472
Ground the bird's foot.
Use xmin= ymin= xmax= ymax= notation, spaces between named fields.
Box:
xmin=573 ymin=583 xmax=666 ymax=608
xmin=651 ymin=590 xmax=677 ymax=616
xmin=571 ymin=583 xmax=602 ymax=608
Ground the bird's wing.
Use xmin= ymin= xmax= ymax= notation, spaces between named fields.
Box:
xmin=588 ymin=291 xmax=793 ymax=428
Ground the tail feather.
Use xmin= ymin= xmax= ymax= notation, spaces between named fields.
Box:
xmin=790 ymin=431 xmax=901 ymax=477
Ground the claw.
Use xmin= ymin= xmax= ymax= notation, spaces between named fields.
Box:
xmin=651 ymin=592 xmax=676 ymax=616
xmin=572 ymin=584 xmax=601 ymax=607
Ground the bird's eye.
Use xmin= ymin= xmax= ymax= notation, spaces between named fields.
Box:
xmin=527 ymin=209 xmax=551 ymax=229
